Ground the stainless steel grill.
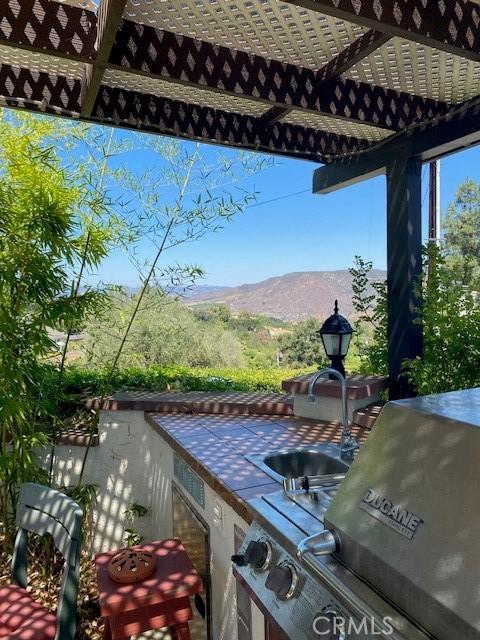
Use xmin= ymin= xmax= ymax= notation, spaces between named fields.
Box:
xmin=233 ymin=388 xmax=480 ymax=639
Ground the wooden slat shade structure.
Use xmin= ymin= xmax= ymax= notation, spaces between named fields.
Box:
xmin=1 ymin=0 xmax=479 ymax=163
xmin=1 ymin=0 xmax=480 ymax=397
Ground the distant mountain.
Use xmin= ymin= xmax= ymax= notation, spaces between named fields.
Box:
xmin=91 ymin=284 xmax=226 ymax=297
xmin=185 ymin=270 xmax=386 ymax=321
xmin=183 ymin=285 xmax=227 ymax=297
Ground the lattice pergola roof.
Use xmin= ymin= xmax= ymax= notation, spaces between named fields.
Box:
xmin=1 ymin=0 xmax=480 ymax=163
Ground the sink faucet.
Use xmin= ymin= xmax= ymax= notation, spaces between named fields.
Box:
xmin=307 ymin=368 xmax=359 ymax=461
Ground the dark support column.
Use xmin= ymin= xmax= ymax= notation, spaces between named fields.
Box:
xmin=386 ymin=156 xmax=423 ymax=399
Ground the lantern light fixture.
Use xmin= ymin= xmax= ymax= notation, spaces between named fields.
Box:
xmin=318 ymin=300 xmax=354 ymax=378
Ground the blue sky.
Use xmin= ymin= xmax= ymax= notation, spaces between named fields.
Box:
xmin=98 ymin=131 xmax=480 ymax=288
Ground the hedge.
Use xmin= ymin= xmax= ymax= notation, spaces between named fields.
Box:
xmin=59 ymin=365 xmax=309 ymax=397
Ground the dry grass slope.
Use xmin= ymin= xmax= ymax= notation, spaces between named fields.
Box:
xmin=186 ymin=270 xmax=386 ymax=321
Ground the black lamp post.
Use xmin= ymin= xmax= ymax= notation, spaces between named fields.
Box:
xmin=319 ymin=300 xmax=354 ymax=378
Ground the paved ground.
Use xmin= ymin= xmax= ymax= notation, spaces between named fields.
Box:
xmin=133 ymin=599 xmax=206 ymax=639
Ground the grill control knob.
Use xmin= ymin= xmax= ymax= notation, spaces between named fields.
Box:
xmin=231 ymin=554 xmax=246 ymax=567
xmin=265 ymin=562 xmax=298 ymax=599
xmin=316 ymin=607 xmax=347 ymax=640
xmin=244 ymin=539 xmax=271 ymax=570
xmin=231 ymin=539 xmax=272 ymax=570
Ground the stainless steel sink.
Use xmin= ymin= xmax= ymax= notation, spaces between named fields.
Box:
xmin=247 ymin=444 xmax=350 ymax=485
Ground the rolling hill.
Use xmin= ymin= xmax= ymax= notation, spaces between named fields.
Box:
xmin=185 ymin=270 xmax=386 ymax=321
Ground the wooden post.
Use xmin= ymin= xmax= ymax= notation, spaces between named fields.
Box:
xmin=428 ymin=160 xmax=440 ymax=244
xmin=386 ymin=156 xmax=423 ymax=399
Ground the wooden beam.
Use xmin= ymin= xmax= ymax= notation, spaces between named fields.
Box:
xmin=108 ymin=20 xmax=448 ymax=133
xmin=0 ymin=64 xmax=81 ymax=114
xmin=0 ymin=0 xmax=96 ymax=62
xmin=313 ymin=98 xmax=480 ymax=193
xmin=284 ymin=0 xmax=480 ymax=63
xmin=313 ymin=153 xmax=388 ymax=194
xmin=386 ymin=156 xmax=423 ymax=399
xmin=91 ymin=85 xmax=373 ymax=162
xmin=318 ymin=30 xmax=391 ymax=83
xmin=0 ymin=62 xmax=373 ymax=161
xmin=259 ymin=106 xmax=293 ymax=126
xmin=81 ymin=0 xmax=128 ymax=117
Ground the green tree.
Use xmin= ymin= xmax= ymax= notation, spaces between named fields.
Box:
xmin=279 ymin=319 xmax=328 ymax=367
xmin=76 ymin=142 xmax=270 ymax=481
xmin=84 ymin=142 xmax=268 ymax=391
xmin=405 ymin=244 xmax=480 ymax=394
xmin=443 ymin=178 xmax=480 ymax=285
xmin=193 ymin=304 xmax=233 ymax=325
xmin=0 ymin=114 xmax=113 ymax=533
xmin=350 ymin=244 xmax=480 ymax=394
xmin=349 ymin=256 xmax=388 ymax=375
xmin=192 ymin=305 xmax=289 ymax=368
xmin=83 ymin=290 xmax=244 ymax=368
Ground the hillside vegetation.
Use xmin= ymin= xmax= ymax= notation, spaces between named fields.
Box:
xmin=79 ymin=288 xmax=337 ymax=370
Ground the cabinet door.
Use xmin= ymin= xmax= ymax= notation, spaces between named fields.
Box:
xmin=265 ymin=622 xmax=290 ymax=640
xmin=172 ymin=484 xmax=210 ymax=640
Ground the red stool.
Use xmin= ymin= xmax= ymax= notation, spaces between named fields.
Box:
xmin=95 ymin=539 xmax=203 ymax=640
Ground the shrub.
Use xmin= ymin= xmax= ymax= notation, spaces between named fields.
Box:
xmin=349 ymin=256 xmax=388 ymax=375
xmin=279 ymin=319 xmax=329 ymax=368
xmin=350 ymin=246 xmax=480 ymax=395
xmin=58 ymin=364 xmax=307 ymax=399
xmin=0 ymin=115 xmax=111 ymax=535
xmin=404 ymin=245 xmax=480 ymax=395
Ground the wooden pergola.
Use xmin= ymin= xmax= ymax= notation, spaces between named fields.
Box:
xmin=2 ymin=0 xmax=480 ymax=396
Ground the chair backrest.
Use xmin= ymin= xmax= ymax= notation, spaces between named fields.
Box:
xmin=15 ymin=483 xmax=83 ymax=562
xmin=12 ymin=483 xmax=84 ymax=640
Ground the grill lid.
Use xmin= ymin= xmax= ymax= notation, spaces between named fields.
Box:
xmin=325 ymin=388 xmax=480 ymax=640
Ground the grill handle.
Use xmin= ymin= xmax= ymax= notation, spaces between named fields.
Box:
xmin=283 ymin=473 xmax=346 ymax=493
xmin=297 ymin=530 xmax=403 ymax=639
xmin=297 ymin=530 xmax=338 ymax=557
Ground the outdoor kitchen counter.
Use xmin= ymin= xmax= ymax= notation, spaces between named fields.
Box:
xmin=145 ymin=412 xmax=369 ymax=524
xmin=87 ymin=390 xmax=295 ymax=415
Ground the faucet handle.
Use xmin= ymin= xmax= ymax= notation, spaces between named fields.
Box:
xmin=340 ymin=435 xmax=359 ymax=460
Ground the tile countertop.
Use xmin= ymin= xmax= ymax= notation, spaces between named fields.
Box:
xmin=145 ymin=413 xmax=369 ymax=524
xmin=282 ymin=373 xmax=388 ymax=400
xmin=87 ymin=391 xmax=294 ymax=416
